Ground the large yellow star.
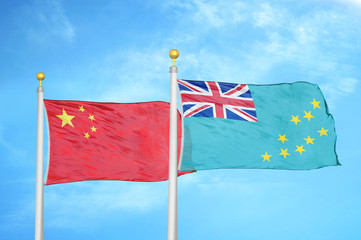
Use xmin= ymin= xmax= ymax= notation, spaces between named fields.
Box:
xmin=91 ymin=126 xmax=97 ymax=132
xmin=295 ymin=145 xmax=306 ymax=155
xmin=278 ymin=134 xmax=288 ymax=144
xmin=89 ymin=114 xmax=95 ymax=121
xmin=79 ymin=105 xmax=85 ymax=112
xmin=317 ymin=127 xmax=329 ymax=136
xmin=303 ymin=111 xmax=314 ymax=121
xmin=304 ymin=136 xmax=315 ymax=144
xmin=279 ymin=148 xmax=290 ymax=159
xmin=56 ymin=109 xmax=75 ymax=128
xmin=310 ymin=98 xmax=320 ymax=109
xmin=291 ymin=115 xmax=301 ymax=125
xmin=84 ymin=132 xmax=90 ymax=139
xmin=261 ymin=152 xmax=272 ymax=162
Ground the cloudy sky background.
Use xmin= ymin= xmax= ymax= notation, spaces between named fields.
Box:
xmin=1 ymin=0 xmax=361 ymax=239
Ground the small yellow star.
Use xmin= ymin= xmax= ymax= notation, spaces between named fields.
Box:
xmin=295 ymin=145 xmax=306 ymax=155
xmin=84 ymin=132 xmax=90 ymax=139
xmin=56 ymin=109 xmax=75 ymax=128
xmin=279 ymin=148 xmax=290 ymax=159
xmin=304 ymin=136 xmax=315 ymax=144
xmin=91 ymin=126 xmax=97 ymax=132
xmin=278 ymin=134 xmax=288 ymax=144
xmin=79 ymin=105 xmax=85 ymax=112
xmin=310 ymin=98 xmax=320 ymax=109
xmin=89 ymin=114 xmax=95 ymax=121
xmin=261 ymin=152 xmax=272 ymax=162
xmin=303 ymin=111 xmax=314 ymax=121
xmin=291 ymin=115 xmax=301 ymax=125
xmin=317 ymin=127 xmax=329 ymax=136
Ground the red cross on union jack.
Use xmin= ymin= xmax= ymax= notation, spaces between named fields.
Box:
xmin=177 ymin=79 xmax=257 ymax=122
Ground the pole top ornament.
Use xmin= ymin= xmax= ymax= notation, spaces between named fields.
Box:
xmin=36 ymin=72 xmax=45 ymax=87
xmin=169 ymin=49 xmax=179 ymax=66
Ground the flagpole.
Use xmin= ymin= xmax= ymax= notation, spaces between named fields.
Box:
xmin=35 ymin=72 xmax=45 ymax=240
xmin=168 ymin=49 xmax=179 ymax=240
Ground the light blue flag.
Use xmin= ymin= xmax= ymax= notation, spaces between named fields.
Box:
xmin=177 ymin=80 xmax=339 ymax=171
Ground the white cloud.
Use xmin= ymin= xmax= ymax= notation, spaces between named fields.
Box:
xmin=81 ymin=1 xmax=360 ymax=108
xmin=295 ymin=26 xmax=316 ymax=44
xmin=178 ymin=170 xmax=294 ymax=220
xmin=2 ymin=181 xmax=168 ymax=231
xmin=253 ymin=2 xmax=286 ymax=28
xmin=245 ymin=2 xmax=361 ymax=89
xmin=0 ymin=125 xmax=26 ymax=161
xmin=192 ymin=0 xmax=245 ymax=27
xmin=45 ymin=181 xmax=168 ymax=228
xmin=337 ymin=0 xmax=361 ymax=8
xmin=26 ymin=0 xmax=75 ymax=44
xmin=180 ymin=50 xmax=263 ymax=84
xmin=165 ymin=0 xmax=245 ymax=27
xmin=93 ymin=48 xmax=171 ymax=103
xmin=339 ymin=78 xmax=359 ymax=93
xmin=320 ymin=78 xmax=359 ymax=108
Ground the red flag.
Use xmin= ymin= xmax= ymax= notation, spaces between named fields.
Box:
xmin=44 ymin=100 xmax=189 ymax=185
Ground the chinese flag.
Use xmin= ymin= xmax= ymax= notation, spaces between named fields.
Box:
xmin=44 ymin=100 xmax=189 ymax=185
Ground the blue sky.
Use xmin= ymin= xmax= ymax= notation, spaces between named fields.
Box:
xmin=1 ymin=0 xmax=361 ymax=239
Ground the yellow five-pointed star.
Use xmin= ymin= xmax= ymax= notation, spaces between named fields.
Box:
xmin=295 ymin=145 xmax=306 ymax=155
xmin=84 ymin=132 xmax=90 ymax=139
xmin=291 ymin=115 xmax=301 ymax=125
xmin=304 ymin=136 xmax=315 ymax=144
xmin=303 ymin=111 xmax=314 ymax=121
xmin=310 ymin=98 xmax=320 ymax=109
xmin=79 ymin=105 xmax=85 ymax=112
xmin=89 ymin=114 xmax=95 ymax=121
xmin=279 ymin=148 xmax=290 ymax=159
xmin=91 ymin=126 xmax=97 ymax=132
xmin=278 ymin=134 xmax=288 ymax=144
xmin=317 ymin=127 xmax=329 ymax=136
xmin=56 ymin=109 xmax=75 ymax=128
xmin=261 ymin=152 xmax=272 ymax=162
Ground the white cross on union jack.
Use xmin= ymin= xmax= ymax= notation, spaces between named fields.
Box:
xmin=177 ymin=79 xmax=258 ymax=122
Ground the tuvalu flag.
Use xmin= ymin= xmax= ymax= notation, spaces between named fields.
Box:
xmin=44 ymin=100 xmax=189 ymax=185
xmin=177 ymin=80 xmax=340 ymax=171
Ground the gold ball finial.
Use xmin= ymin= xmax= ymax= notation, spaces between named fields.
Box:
xmin=169 ymin=49 xmax=179 ymax=59
xmin=169 ymin=49 xmax=179 ymax=66
xmin=36 ymin=72 xmax=45 ymax=86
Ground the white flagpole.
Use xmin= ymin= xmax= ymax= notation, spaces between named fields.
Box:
xmin=168 ymin=49 xmax=179 ymax=240
xmin=35 ymin=72 xmax=45 ymax=240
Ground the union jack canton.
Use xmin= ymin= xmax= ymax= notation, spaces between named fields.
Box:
xmin=177 ymin=79 xmax=258 ymax=122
